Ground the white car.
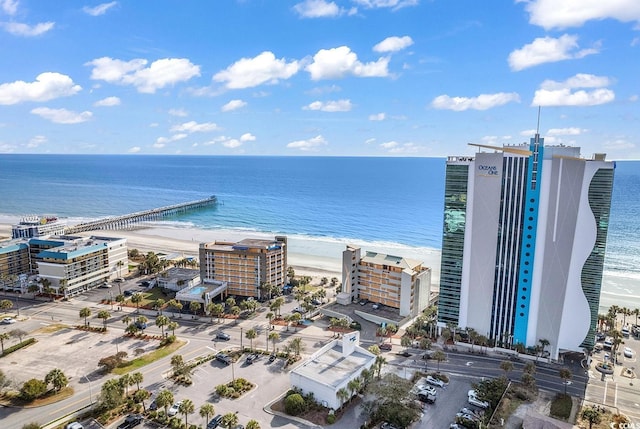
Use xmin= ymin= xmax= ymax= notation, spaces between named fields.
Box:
xmin=624 ymin=347 xmax=633 ymax=358
xmin=168 ymin=401 xmax=182 ymax=417
xmin=65 ymin=423 xmax=84 ymax=429
xmin=417 ymin=385 xmax=437 ymax=396
xmin=426 ymin=375 xmax=445 ymax=387
xmin=468 ymin=396 xmax=489 ymax=409
xmin=1 ymin=317 xmax=16 ymax=324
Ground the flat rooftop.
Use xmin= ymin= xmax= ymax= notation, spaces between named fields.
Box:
xmin=292 ymin=342 xmax=374 ymax=389
xmin=201 ymin=238 xmax=284 ymax=251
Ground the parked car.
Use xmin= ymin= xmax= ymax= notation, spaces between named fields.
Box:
xmin=123 ymin=290 xmax=134 ymax=297
xmin=468 ymin=395 xmax=489 ymax=409
xmin=117 ymin=414 xmax=143 ymax=429
xmin=380 ymin=422 xmax=399 ymax=429
xmin=245 ymin=353 xmax=259 ymax=364
xmin=359 ymin=299 xmax=369 ymax=306
xmin=134 ymin=321 xmax=147 ymax=329
xmin=216 ymin=353 xmax=231 ymax=365
xmin=207 ymin=415 xmax=223 ymax=429
xmin=379 ymin=342 xmax=392 ymax=351
xmin=292 ymin=307 xmax=306 ymax=314
xmin=269 ymin=353 xmax=277 ymax=363
xmin=1 ymin=317 xmax=16 ymax=324
xmin=168 ymin=401 xmax=182 ymax=417
xmin=426 ymin=375 xmax=446 ymax=387
xmin=215 ymin=331 xmax=231 ymax=341
xmin=417 ymin=385 xmax=437 ymax=396
xmin=65 ymin=423 xmax=83 ymax=429
xmin=311 ymin=299 xmax=322 ymax=306
xmin=372 ymin=303 xmax=380 ymax=310
xmin=624 ymin=347 xmax=633 ymax=358
xmin=417 ymin=391 xmax=436 ymax=404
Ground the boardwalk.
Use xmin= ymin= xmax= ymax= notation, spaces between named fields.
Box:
xmin=63 ymin=196 xmax=217 ymax=234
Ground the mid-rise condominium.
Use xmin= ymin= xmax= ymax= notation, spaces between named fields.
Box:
xmin=437 ymin=134 xmax=615 ymax=360
xmin=199 ymin=236 xmax=287 ymax=298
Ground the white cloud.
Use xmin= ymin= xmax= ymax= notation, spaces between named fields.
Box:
xmin=365 ymin=137 xmax=376 ymax=144
xmin=128 ymin=146 xmax=141 ymax=153
xmin=293 ymin=0 xmax=341 ymax=18
xmin=155 ymin=133 xmax=188 ymax=147
xmin=87 ymin=57 xmax=200 ymax=93
xmin=1 ymin=21 xmax=55 ymax=36
xmin=222 ymin=139 xmax=241 ymax=148
xmin=287 ymin=135 xmax=328 ymax=151
xmin=240 ymin=133 xmax=256 ymax=142
xmin=353 ymin=0 xmax=418 ymax=11
xmin=547 ymin=127 xmax=586 ymax=136
xmin=83 ymin=2 xmax=118 ymax=16
xmin=508 ymin=34 xmax=599 ymax=71
xmin=27 ymin=135 xmax=47 ymax=148
xmin=221 ymin=99 xmax=247 ymax=112
xmin=369 ymin=112 xmax=386 ymax=121
xmin=213 ymin=51 xmax=300 ymax=89
xmin=1 ymin=0 xmax=18 ymax=15
xmin=31 ymin=107 xmax=93 ymax=124
xmin=532 ymin=73 xmax=615 ymax=106
xmin=539 ymin=73 xmax=612 ymax=90
xmin=170 ymin=121 xmax=219 ymax=133
xmin=0 ymin=72 xmax=81 ymax=105
xmin=385 ymin=142 xmax=422 ymax=154
xmin=431 ymin=92 xmax=520 ymax=111
xmin=168 ymin=108 xmax=188 ymax=117
xmin=303 ymin=99 xmax=352 ymax=112
xmin=604 ymin=138 xmax=635 ymax=151
xmin=306 ymin=46 xmax=390 ymax=80
xmin=522 ymin=0 xmax=640 ymax=30
xmin=373 ymin=36 xmax=413 ymax=53
xmin=380 ymin=141 xmax=398 ymax=149
xmin=532 ymin=88 xmax=615 ymax=106
xmin=94 ymin=96 xmax=120 ymax=106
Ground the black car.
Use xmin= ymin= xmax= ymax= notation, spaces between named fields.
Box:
xmin=117 ymin=414 xmax=143 ymax=429
xmin=207 ymin=415 xmax=223 ymax=429
xmin=268 ymin=353 xmax=277 ymax=363
xmin=123 ymin=290 xmax=134 ymax=297
xmin=215 ymin=331 xmax=231 ymax=341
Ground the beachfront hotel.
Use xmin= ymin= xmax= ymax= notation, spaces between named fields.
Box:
xmin=199 ymin=236 xmax=287 ymax=299
xmin=341 ymin=245 xmax=432 ymax=317
xmin=36 ymin=235 xmax=128 ymax=296
xmin=437 ymin=134 xmax=615 ymax=360
xmin=11 ymin=215 xmax=66 ymax=239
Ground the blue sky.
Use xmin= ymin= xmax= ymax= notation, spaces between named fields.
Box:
xmin=0 ymin=0 xmax=638 ymax=158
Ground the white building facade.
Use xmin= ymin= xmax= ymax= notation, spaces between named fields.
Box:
xmin=437 ymin=135 xmax=615 ymax=360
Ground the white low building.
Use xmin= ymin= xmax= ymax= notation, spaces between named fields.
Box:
xmin=290 ymin=331 xmax=376 ymax=410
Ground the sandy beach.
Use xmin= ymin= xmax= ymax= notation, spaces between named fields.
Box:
xmin=0 ymin=220 xmax=442 ymax=286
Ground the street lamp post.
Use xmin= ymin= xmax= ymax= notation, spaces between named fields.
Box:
xmin=84 ymin=374 xmax=93 ymax=404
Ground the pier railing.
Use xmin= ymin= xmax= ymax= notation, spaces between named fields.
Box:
xmin=64 ymin=196 xmax=217 ymax=234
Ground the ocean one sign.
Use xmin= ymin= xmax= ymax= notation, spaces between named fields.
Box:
xmin=478 ymin=164 xmax=499 ymax=175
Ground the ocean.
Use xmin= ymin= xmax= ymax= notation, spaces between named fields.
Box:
xmin=0 ymin=154 xmax=637 ymax=314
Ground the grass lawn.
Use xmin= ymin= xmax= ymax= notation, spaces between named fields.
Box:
xmin=125 ymin=287 xmax=171 ymax=308
xmin=113 ymin=339 xmax=186 ymax=375
xmin=550 ymin=394 xmax=573 ymax=420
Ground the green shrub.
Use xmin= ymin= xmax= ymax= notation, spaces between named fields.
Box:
xmin=326 ymin=413 xmax=336 ymax=424
xmin=284 ymin=393 xmax=306 ymax=416
xmin=550 ymin=394 xmax=572 ymax=419
xmin=20 ymin=378 xmax=47 ymax=401
xmin=2 ymin=338 xmax=37 ymax=357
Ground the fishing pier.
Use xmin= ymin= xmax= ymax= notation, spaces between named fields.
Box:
xmin=64 ymin=196 xmax=217 ymax=234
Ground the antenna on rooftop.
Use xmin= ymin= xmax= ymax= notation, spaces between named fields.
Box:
xmin=536 ymin=106 xmax=541 ymax=135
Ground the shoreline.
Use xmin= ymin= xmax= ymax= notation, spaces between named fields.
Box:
xmin=0 ymin=220 xmax=442 ymax=285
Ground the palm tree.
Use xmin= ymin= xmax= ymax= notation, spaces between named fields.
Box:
xmin=97 ymin=310 xmax=110 ymax=330
xmin=336 ymin=387 xmax=349 ymax=409
xmin=288 ymin=337 xmax=305 ymax=357
xmin=58 ymin=278 xmax=68 ymax=298
xmin=500 ymin=360 xmax=514 ymax=380
xmin=269 ymin=331 xmax=280 ymax=354
xmin=115 ymin=294 xmax=125 ymax=310
xmin=155 ymin=389 xmax=174 ymax=417
xmin=199 ymin=403 xmax=215 ymax=426
xmin=538 ymin=338 xmax=550 ymax=359
xmin=168 ymin=321 xmax=179 ymax=337
xmin=130 ymin=372 xmax=143 ymax=391
xmin=119 ymin=373 xmax=132 ymax=396
xmin=347 ymin=377 xmax=361 ymax=402
xmin=432 ymin=350 xmax=446 ymax=372
xmin=221 ymin=412 xmax=239 ymax=429
xmin=155 ymin=298 xmax=166 ymax=315
xmin=131 ymin=293 xmax=143 ymax=313
xmin=189 ymin=301 xmax=201 ymax=317
xmin=0 ymin=332 xmax=9 ymax=354
xmin=246 ymin=420 xmax=261 ymax=429
xmin=45 ymin=368 xmax=68 ymax=392
xmin=374 ymin=355 xmax=387 ymax=379
xmin=156 ymin=314 xmax=169 ymax=337
xmin=179 ymin=398 xmax=195 ymax=427
xmin=559 ymin=368 xmax=572 ymax=395
xmin=136 ymin=316 xmax=148 ymax=333
xmin=79 ymin=307 xmax=91 ymax=327
xmin=581 ymin=406 xmax=602 ymax=429
xmin=122 ymin=315 xmax=131 ymax=328
xmin=290 ymin=312 xmax=302 ymax=331
xmin=245 ymin=328 xmax=257 ymax=352
xmin=133 ymin=388 xmax=150 ymax=412
xmin=266 ymin=312 xmax=274 ymax=327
